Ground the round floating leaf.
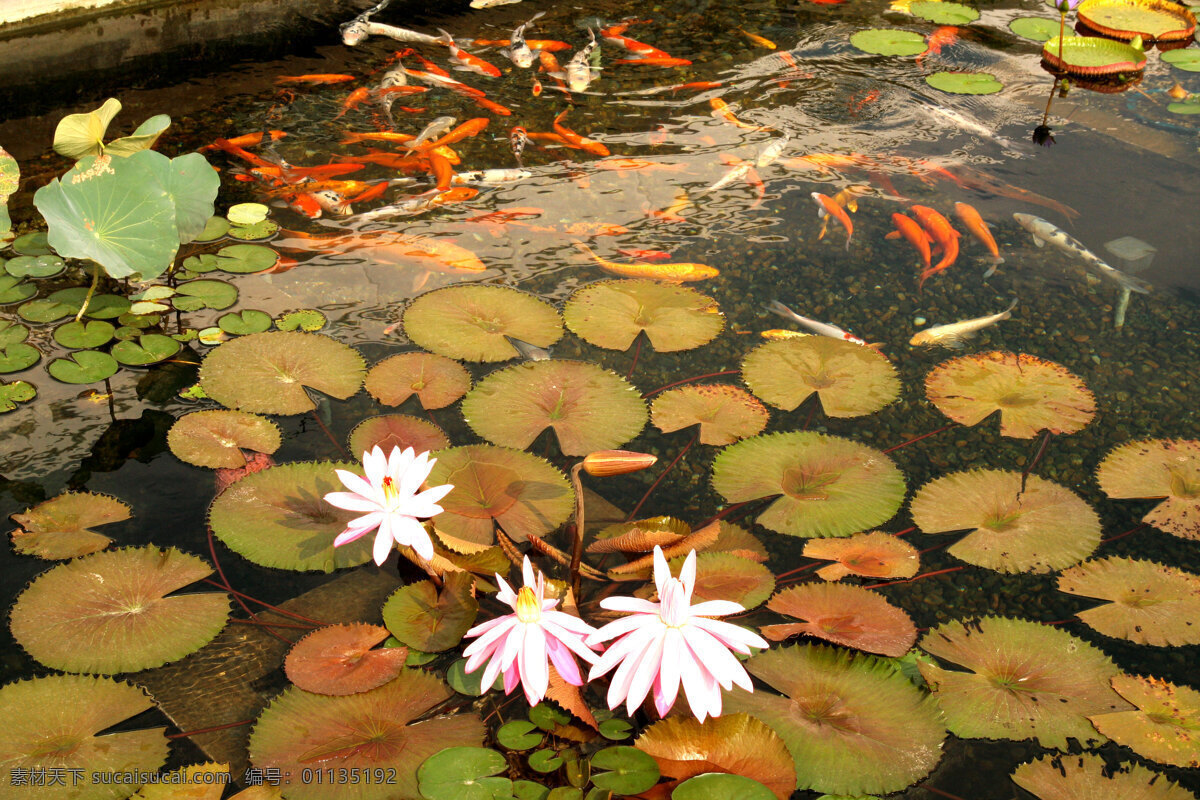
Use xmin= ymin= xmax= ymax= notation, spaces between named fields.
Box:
xmin=762 ymin=583 xmax=917 ymax=657
xmin=1078 ymin=0 xmax=1197 ymax=40
xmin=11 ymin=231 xmax=52 ymax=256
xmin=403 ymin=285 xmax=563 ymax=362
xmin=563 ymin=279 xmax=724 ymax=352
xmin=5 ymin=254 xmax=66 ymax=279
xmin=248 ymin=669 xmax=485 ymax=800
xmin=802 ymin=530 xmax=920 ymax=582
xmin=0 ymin=379 xmax=36 ymax=412
xmin=419 ymin=746 xmax=511 ymax=800
xmin=348 ymin=414 xmax=450 ymax=458
xmin=0 ymin=320 xmax=27 ymax=346
xmin=228 ymin=220 xmax=279 ymax=241
xmin=1057 ymin=557 xmax=1200 ymax=646
xmin=926 ymin=71 xmax=1004 ymax=94
xmin=925 ymin=351 xmax=1095 ymax=438
xmin=195 ymin=215 xmax=231 ymax=242
xmin=673 ymin=774 xmax=776 ymax=800
xmin=186 ymin=243 xmax=279 ymax=274
xmin=911 ymin=1 xmax=980 ymax=23
xmin=0 ymin=342 xmax=39 ymax=374
xmin=918 ymin=616 xmax=1129 ymax=748
xmin=47 ymin=350 xmax=119 ymax=384
xmin=52 ymin=319 xmax=115 ymax=349
xmin=498 ymin=720 xmax=545 ymax=750
xmin=635 ymin=714 xmax=795 ymax=800
xmin=850 ymin=28 xmax=928 ymax=55
xmin=910 ymin=470 xmax=1100 ymax=573
xmin=462 ymin=360 xmax=647 ymax=456
xmin=590 ymin=747 xmax=660 ymax=796
xmin=208 ymin=460 xmax=375 ymax=571
xmin=0 ymin=275 xmax=36 ymax=305
xmin=711 ymin=432 xmax=906 ymax=538
xmin=1010 ymin=16 xmax=1069 ymax=40
xmin=514 ymin=781 xmax=550 ymax=800
xmin=599 ymin=719 xmax=633 ymax=740
xmin=741 ymin=337 xmax=899 ymax=417
xmin=10 ymin=491 xmax=128 ymax=559
xmin=683 ymin=552 xmax=775 ymax=609
xmin=651 ymin=384 xmax=768 ymax=445
xmin=365 ymin=352 xmax=471 ymax=409
xmin=725 ymin=644 xmax=945 ymax=796
xmin=1012 ymin=752 xmax=1196 ymax=800
xmin=275 ymin=309 xmax=328 ymax=332
xmin=228 ymin=202 xmax=269 ymax=225
xmin=1168 ymin=98 xmax=1200 ymax=114
xmin=1042 ymin=34 xmax=1147 ymax=74
xmin=529 ymin=749 xmax=564 ymax=773
xmin=172 ymin=279 xmax=238 ymax=311
xmin=168 ymin=409 xmax=282 ymax=469
xmin=284 ymin=623 xmax=408 ymax=696
xmin=111 ymin=333 xmax=182 ymax=366
xmin=18 ymin=289 xmax=128 ymax=323
xmin=382 ymin=572 xmax=479 ymax=652
xmin=1162 ymin=48 xmax=1200 ymax=71
xmin=10 ymin=546 xmax=230 ymax=673
xmin=199 ymin=331 xmax=365 ymax=415
xmin=0 ymin=674 xmax=169 ymax=799
xmin=1095 ymin=439 xmax=1200 ymax=540
xmin=428 ymin=445 xmax=574 ymax=545
xmin=1089 ymin=675 xmax=1200 ymax=769
xmin=217 ymin=309 xmax=273 ymax=336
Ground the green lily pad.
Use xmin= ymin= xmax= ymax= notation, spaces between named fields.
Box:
xmin=0 ymin=343 xmax=39 ymax=373
xmin=419 ymin=747 xmax=511 ymax=800
xmin=562 ymin=279 xmax=725 ymax=352
xmin=850 ymin=29 xmax=928 ymax=56
xmin=172 ymin=279 xmax=238 ymax=312
xmin=11 ymin=231 xmax=52 ymax=256
xmin=0 ymin=379 xmax=35 ymax=412
xmin=198 ymin=330 xmax=366 ymax=415
xmin=599 ymin=719 xmax=633 ymax=740
xmin=529 ymin=749 xmax=564 ymax=773
xmin=197 ymin=327 xmax=227 ymax=345
xmin=498 ymin=720 xmax=545 ymax=750
xmin=0 ymin=320 xmax=28 ymax=346
xmin=651 ymin=384 xmax=769 ymax=445
xmin=184 ymin=243 xmax=279 ymax=274
xmin=911 ymin=1 xmax=980 ymax=24
xmin=673 ymin=775 xmax=776 ymax=800
xmin=382 ymin=572 xmax=478 ymax=652
xmin=228 ymin=220 xmax=279 ymax=241
xmin=53 ymin=320 xmax=116 ymax=349
xmin=5 ymin=254 xmax=66 ymax=279
xmin=114 ymin=326 xmax=142 ymax=341
xmin=403 ymin=285 xmax=563 ymax=362
xmin=529 ymin=704 xmax=571 ymax=731
xmin=348 ymin=414 xmax=451 ymax=458
xmin=195 ymin=215 xmax=231 ymax=242
xmin=365 ymin=352 xmax=472 ymax=409
xmin=227 ymin=202 xmax=270 ymax=225
xmin=110 ymin=333 xmax=182 ymax=366
xmin=590 ymin=747 xmax=660 ymax=796
xmin=275 ymin=308 xmax=328 ymax=332
xmin=1010 ymin=16 xmax=1068 ymax=41
xmin=1042 ymin=34 xmax=1146 ymax=74
xmin=47 ymin=350 xmax=119 ymax=383
xmin=1168 ymin=98 xmax=1200 ymax=113
xmin=514 ymin=780 xmax=551 ymax=800
xmin=742 ymin=337 xmax=899 ymax=417
xmin=447 ymin=658 xmax=505 ymax=696
xmin=0 ymin=275 xmax=36 ymax=305
xmin=217 ymin=309 xmax=273 ymax=336
xmin=0 ymin=146 xmax=16 ymax=242
xmin=925 ymin=71 xmax=1005 ymax=95
xmin=167 ymin=409 xmax=282 ymax=468
xmin=1162 ymin=48 xmax=1200 ymax=71
xmin=18 ymin=288 xmax=129 ymax=323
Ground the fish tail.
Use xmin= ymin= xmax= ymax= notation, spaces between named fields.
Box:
xmin=573 ymin=241 xmax=600 ymax=263
xmin=764 ymin=300 xmax=798 ymax=322
xmin=980 ymin=255 xmax=1004 ymax=278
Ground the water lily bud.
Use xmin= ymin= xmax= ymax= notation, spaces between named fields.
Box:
xmin=581 ymin=450 xmax=658 ymax=477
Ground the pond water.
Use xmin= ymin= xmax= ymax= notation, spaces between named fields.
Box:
xmin=1 ymin=0 xmax=1199 ymax=797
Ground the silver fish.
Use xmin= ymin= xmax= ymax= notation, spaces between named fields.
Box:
xmin=470 ymin=0 xmax=523 ymax=8
xmin=404 ymin=116 xmax=456 ymax=150
xmin=340 ymin=0 xmax=392 ymax=46
xmin=451 ymin=168 xmax=533 ymax=184
xmin=565 ymin=29 xmax=600 ymax=92
xmin=909 ymin=300 xmax=1016 ymax=348
xmin=355 ymin=21 xmax=445 ymax=46
xmin=505 ymin=335 xmax=552 ymax=361
xmin=702 ymin=160 xmax=751 ymax=194
xmin=765 ymin=300 xmax=870 ymax=347
xmin=755 ymin=135 xmax=789 ymax=168
xmin=504 ymin=11 xmax=546 ymax=68
xmin=922 ymin=104 xmax=1017 ymax=151
xmin=1013 ymin=213 xmax=1151 ymax=295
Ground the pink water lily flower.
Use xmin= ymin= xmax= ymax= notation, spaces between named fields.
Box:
xmin=587 ymin=546 xmax=768 ymax=722
xmin=462 ymin=556 xmax=599 ymax=706
xmin=323 ymin=446 xmax=453 ymax=565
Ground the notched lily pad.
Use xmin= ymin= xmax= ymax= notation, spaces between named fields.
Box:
xmin=366 ymin=352 xmax=472 ymax=409
xmin=1012 ymin=752 xmax=1196 ymax=800
xmin=926 ymin=71 xmax=1004 ymax=94
xmin=284 ymin=623 xmax=408 ymax=695
xmin=762 ymin=583 xmax=917 ymax=657
xmin=1088 ymin=674 xmax=1200 ymax=769
xmin=172 ymin=279 xmax=238 ymax=312
xmin=218 ymin=309 xmax=273 ymax=336
xmin=0 ymin=379 xmax=36 ymax=412
xmin=402 ymin=285 xmax=563 ymax=362
xmin=5 ymin=254 xmax=66 ymax=279
xmin=1042 ymin=34 xmax=1147 ymax=75
xmin=651 ymin=384 xmax=769 ymax=445
xmin=0 ymin=275 xmax=36 ymax=305
xmin=47 ymin=350 xmax=119 ymax=384
xmin=348 ymin=414 xmax=450 ymax=458
xmin=275 ymin=309 xmax=328 ymax=332
xmin=111 ymin=333 xmax=182 ymax=366
xmin=53 ymin=319 xmax=116 ymax=349
xmin=10 ymin=490 xmax=129 ymax=559
xmin=563 ymin=279 xmax=724 ymax=352
xmin=850 ymin=29 xmax=928 ymax=56
xmin=1011 ymin=16 xmax=1071 ymax=40
xmin=1057 ymin=557 xmax=1200 ymax=646
xmin=911 ymin=0 xmax=980 ymax=24
xmin=168 ymin=409 xmax=282 ymax=469
xmin=742 ymin=337 xmax=899 ymax=417
xmin=0 ymin=342 xmax=40 ymax=374
xmin=1095 ymin=439 xmax=1200 ymax=540
xmin=802 ymin=530 xmax=920 ymax=582
xmin=382 ymin=571 xmax=479 ymax=652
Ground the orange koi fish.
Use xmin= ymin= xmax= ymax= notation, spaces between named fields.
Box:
xmin=647 ymin=190 xmax=691 ymax=222
xmin=910 ymin=205 xmax=960 ymax=287
xmin=333 ymin=87 xmax=372 ymax=120
xmin=428 ymin=151 xmax=456 ymax=190
xmin=953 ymin=202 xmax=1004 ymax=273
xmin=812 ymin=193 xmax=853 ymax=249
xmin=334 ymin=151 xmax=429 ymax=172
xmin=709 ymin=98 xmax=773 ymax=131
xmin=739 ymin=28 xmax=776 ymax=49
xmin=340 ymin=131 xmax=417 ymax=145
xmin=618 ymin=248 xmax=672 ymax=260
xmin=413 ymin=118 xmax=490 ymax=152
xmin=885 ymin=212 xmax=933 ymax=269
xmin=473 ymin=97 xmax=513 ymax=116
xmin=471 ymin=38 xmax=571 ymax=51
xmin=274 ymin=74 xmax=355 ymax=85
xmin=916 ymin=26 xmax=958 ymax=63
xmin=280 ymin=192 xmax=323 ymax=218
xmin=600 ymin=23 xmax=672 ymax=58
xmin=552 ymin=109 xmax=610 ymax=157
xmin=595 ymin=158 xmax=683 ymax=171
xmin=671 ymin=81 xmax=723 ymax=93
xmin=575 ymin=242 xmax=718 ymax=282
xmin=276 ymin=229 xmax=485 ymax=273
xmin=438 ymin=29 xmax=502 ymax=77
xmin=614 ymin=56 xmax=693 ymax=67
xmin=950 ymin=166 xmax=1080 ymax=222
xmin=198 ymin=130 xmax=286 ymax=152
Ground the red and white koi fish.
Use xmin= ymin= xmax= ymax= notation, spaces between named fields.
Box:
xmin=510 ymin=126 xmax=528 ymax=166
xmin=765 ymin=300 xmax=871 ymax=347
xmin=438 ymin=29 xmax=502 ymax=77
xmin=502 ymin=12 xmax=546 ymax=68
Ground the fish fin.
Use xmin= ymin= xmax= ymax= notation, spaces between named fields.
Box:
xmin=1031 ymin=237 xmax=1045 ymax=248
xmin=436 ymin=28 xmax=454 ymax=45
xmin=942 ymin=334 xmax=969 ymax=350
xmin=1002 ymin=299 xmax=1017 ymax=315
xmin=885 ymin=231 xmax=901 ymax=240
xmin=979 ymin=256 xmax=1005 ymax=278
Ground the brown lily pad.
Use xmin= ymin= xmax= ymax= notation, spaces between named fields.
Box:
xmin=1089 ymin=675 xmax=1200 ymax=769
xmin=762 ymin=583 xmax=917 ymax=657
xmin=925 ymin=351 xmax=1095 ymax=438
xmin=364 ymin=352 xmax=471 ymax=409
xmin=382 ymin=571 xmax=478 ymax=652
xmin=167 ymin=409 xmax=282 ymax=469
xmin=683 ymin=551 xmax=775 ymax=609
xmin=402 ymin=285 xmax=562 ymax=362
xmin=802 ymin=530 xmax=920 ymax=581
xmin=1012 ymin=753 xmax=1197 ymax=800
xmin=284 ymin=623 xmax=409 ymax=696
xmin=1057 ymin=557 xmax=1200 ymax=646
xmin=10 ymin=491 xmax=128 ymax=559
xmin=347 ymin=414 xmax=450 ymax=458
xmin=562 ymin=278 xmax=725 ymax=352
xmin=1095 ymin=439 xmax=1200 ymax=541
xmin=588 ymin=516 xmax=690 ymax=554
xmin=651 ymin=384 xmax=769 ymax=445
xmin=741 ymin=336 xmax=900 ymax=417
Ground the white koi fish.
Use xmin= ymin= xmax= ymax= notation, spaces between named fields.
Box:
xmin=755 ymin=135 xmax=790 ymax=168
xmin=503 ymin=12 xmax=547 ymax=68
xmin=765 ymin=300 xmax=871 ymax=347
xmin=565 ymin=29 xmax=600 ymax=92
xmin=910 ymin=300 xmax=1017 ymax=348
xmin=1012 ymin=214 xmax=1151 ymax=295
xmin=921 ymin=104 xmax=1018 ymax=151
xmin=403 ymin=116 xmax=457 ymax=150
xmin=450 ymin=169 xmax=533 ymax=184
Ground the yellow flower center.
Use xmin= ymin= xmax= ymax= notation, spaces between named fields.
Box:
xmin=515 ymin=586 xmax=541 ymax=623
xmin=381 ymin=476 xmax=399 ymax=505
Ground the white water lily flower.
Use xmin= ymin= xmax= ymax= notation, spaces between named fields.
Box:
xmin=587 ymin=546 xmax=768 ymax=722
xmin=323 ymin=445 xmax=453 ymax=565
xmin=462 ymin=556 xmax=600 ymax=705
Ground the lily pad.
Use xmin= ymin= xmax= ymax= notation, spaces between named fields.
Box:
xmin=228 ymin=220 xmax=280 ymax=241
xmin=925 ymin=351 xmax=1095 ymax=438
xmin=1042 ymin=34 xmax=1147 ymax=74
xmin=195 ymin=215 xmax=231 ymax=242
xmin=228 ymin=202 xmax=270 ymax=225
xmin=711 ymin=432 xmax=906 ymax=538
xmin=428 ymin=445 xmax=574 ymax=545
xmin=1095 ymin=439 xmax=1200 ymax=540
xmin=168 ymin=409 xmax=282 ymax=469
xmin=802 ymin=530 xmax=920 ymax=582
xmin=218 ymin=309 xmax=273 ymax=336
xmin=911 ymin=1 xmax=980 ymax=24
xmin=382 ymin=572 xmax=478 ymax=652
xmin=0 ymin=320 xmax=27 ymax=346
xmin=419 ymin=747 xmax=511 ymax=800
xmin=1168 ymin=97 xmax=1200 ymax=114
xmin=742 ymin=337 xmax=899 ymax=417
xmin=172 ymin=279 xmax=238 ymax=311
xmin=0 ymin=342 xmax=39 ymax=374
xmin=111 ymin=333 xmax=182 ymax=366
xmin=562 ymin=279 xmax=725 ymax=352
xmin=5 ymin=254 xmax=66 ymax=279
xmin=198 ymin=331 xmax=365 ymax=415
xmin=248 ymin=669 xmax=485 ymax=800
xmin=591 ymin=747 xmax=661 ymax=795
xmin=11 ymin=231 xmax=51 ymax=256
xmin=18 ymin=289 xmax=130 ymax=323
xmin=1162 ymin=48 xmax=1200 ymax=71
xmin=918 ymin=616 xmax=1129 ymax=748
xmin=0 ymin=379 xmax=35 ymax=412
xmin=925 ymin=71 xmax=1004 ymax=94
xmin=275 ymin=309 xmax=328 ymax=332
xmin=365 ymin=352 xmax=472 ymax=409
xmin=10 ymin=491 xmax=128 ymax=559
xmin=1078 ymin=0 xmax=1196 ymax=40
xmin=762 ymin=583 xmax=917 ymax=657
xmin=47 ymin=350 xmax=119 ymax=384
xmin=402 ymin=285 xmax=563 ymax=362
xmin=284 ymin=623 xmax=409 ymax=696
xmin=651 ymin=384 xmax=769 ymax=445
xmin=348 ymin=414 xmax=451 ymax=457
xmin=52 ymin=320 xmax=116 ymax=349
xmin=725 ymin=644 xmax=945 ymax=796
xmin=208 ymin=460 xmax=375 ymax=571
xmin=673 ymin=774 xmax=777 ymax=800
xmin=684 ymin=551 xmax=775 ymax=609
xmin=1057 ymin=557 xmax=1200 ymax=646
xmin=850 ymin=29 xmax=928 ymax=56
xmin=1010 ymin=16 xmax=1070 ymax=40
xmin=1012 ymin=753 xmax=1197 ymax=800
xmin=910 ymin=469 xmax=1100 ymax=573
xmin=184 ymin=243 xmax=279 ymax=274
xmin=0 ymin=275 xmax=36 ymax=305
xmin=10 ymin=546 xmax=230 ymax=673
xmin=461 ymin=360 xmax=647 ymax=456
xmin=1088 ymin=674 xmax=1200 ymax=768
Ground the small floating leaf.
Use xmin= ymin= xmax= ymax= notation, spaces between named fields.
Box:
xmin=47 ymin=350 xmax=119 ymax=383
xmin=11 ymin=231 xmax=52 ymax=256
xmin=673 ymin=775 xmax=776 ymax=800
xmin=348 ymin=414 xmax=450 ymax=457
xmin=195 ymin=215 xmax=231 ymax=242
xmin=802 ymin=530 xmax=920 ymax=582
xmin=218 ymin=309 xmax=273 ymax=336
xmin=498 ymin=720 xmax=544 ymax=750
xmin=0 ymin=275 xmax=36 ymax=305
xmin=228 ymin=220 xmax=279 ymax=241
xmin=1010 ymin=16 xmax=1069 ymax=40
xmin=850 ymin=29 xmax=928 ymax=56
xmin=52 ymin=319 xmax=116 ymax=349
xmin=10 ymin=491 xmax=128 ymax=559
xmin=0 ymin=342 xmax=39 ymax=374
xmin=0 ymin=320 xmax=28 ymax=345
xmin=926 ymin=71 xmax=1004 ymax=94
xmin=1162 ymin=48 xmax=1200 ymax=71
xmin=227 ymin=202 xmax=270 ymax=225
xmin=911 ymin=1 xmax=980 ymax=24
xmin=562 ymin=279 xmax=725 ymax=352
xmin=419 ymin=747 xmax=511 ymax=800
xmin=172 ymin=279 xmax=238 ymax=312
xmin=111 ymin=333 xmax=182 ymax=366
xmin=365 ymin=352 xmax=472 ymax=409
xmin=5 ymin=254 xmax=65 ymax=279
xmin=167 ymin=409 xmax=282 ymax=468
xmin=283 ymin=623 xmax=408 ymax=696
xmin=275 ymin=309 xmax=328 ymax=332
xmin=590 ymin=747 xmax=661 ymax=796
xmin=651 ymin=384 xmax=769 ymax=445
xmin=1168 ymin=98 xmax=1200 ymax=114
xmin=403 ymin=285 xmax=563 ymax=362
xmin=382 ymin=572 xmax=479 ymax=652
xmin=0 ymin=379 xmax=35 ymax=412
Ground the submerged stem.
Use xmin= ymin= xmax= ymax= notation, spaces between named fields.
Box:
xmin=569 ymin=462 xmax=585 ymax=599
xmin=625 ymin=431 xmax=697 ymax=522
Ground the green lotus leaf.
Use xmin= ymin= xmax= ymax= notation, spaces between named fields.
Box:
xmin=498 ymin=720 xmax=544 ymax=750
xmin=925 ymin=71 xmax=1004 ymax=95
xmin=10 ymin=546 xmax=230 ymax=673
xmin=9 ymin=490 xmax=129 ymax=559
xmin=0 ymin=209 xmax=8 ymax=243
xmin=227 ymin=202 xmax=270 ymax=225
xmin=11 ymin=231 xmax=51 ymax=256
xmin=382 ymin=572 xmax=479 ymax=652
xmin=217 ymin=308 xmax=273 ymax=336
xmin=651 ymin=384 xmax=769 ymax=445
xmin=162 ymin=151 xmax=220 ymax=243
xmin=1042 ymin=34 xmax=1146 ymax=74
xmin=0 ymin=379 xmax=35 ymax=413
xmin=403 ymin=284 xmax=563 ymax=362
xmin=5 ymin=254 xmax=66 ymax=279
xmin=849 ymin=29 xmax=928 ymax=56
xmin=742 ymin=337 xmax=899 ymax=417
xmin=590 ymin=747 xmax=660 ymax=796
xmin=0 ymin=343 xmax=39 ymax=374
xmin=227 ymin=220 xmax=279 ymax=241
xmin=673 ymin=775 xmax=776 ymax=800
xmin=167 ymin=409 xmax=282 ymax=468
xmin=462 ymin=360 xmax=646 ymax=456
xmin=0 ymin=675 xmax=169 ymax=799
xmin=761 ymin=583 xmax=917 ymax=657
xmin=562 ymin=279 xmax=725 ymax=352
xmin=725 ymin=644 xmax=945 ymax=796
xmin=275 ymin=308 xmax=328 ymax=332
xmin=419 ymin=747 xmax=511 ymax=800
xmin=1009 ymin=16 xmax=1068 ymax=40
xmin=0 ymin=145 xmax=17 ymax=206
xmin=111 ymin=333 xmax=182 ymax=366
xmin=0 ymin=275 xmax=36 ymax=305
xmin=1088 ymin=674 xmax=1200 ymax=769
xmin=365 ymin=352 xmax=472 ymax=409
xmin=249 ymin=669 xmax=485 ymax=800
xmin=348 ymin=414 xmax=450 ymax=458
xmin=195 ymin=215 xmax=231 ymax=242
xmin=1012 ymin=752 xmax=1196 ymax=800
xmin=47 ymin=350 xmax=118 ymax=384
xmin=53 ymin=320 xmax=116 ymax=349
xmin=184 ymin=243 xmax=279 ymax=274
xmin=106 ymin=113 xmax=171 ymax=159
xmin=428 ymin=445 xmax=574 ymax=545
xmin=1162 ymin=48 xmax=1200 ymax=72
xmin=207 ymin=460 xmax=374 ymax=571
xmin=711 ymin=432 xmax=906 ymax=538
xmin=918 ymin=616 xmax=1129 ymax=748
xmin=172 ymin=279 xmax=238 ymax=311
xmin=198 ymin=331 xmax=365 ymax=414
xmin=1058 ymin=557 xmax=1200 ymax=646
xmin=52 ymin=97 xmax=123 ymax=160
xmin=911 ymin=1 xmax=980 ymax=24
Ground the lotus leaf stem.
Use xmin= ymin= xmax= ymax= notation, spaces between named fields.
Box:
xmin=167 ymin=719 xmax=253 ymax=739
xmin=865 ymin=565 xmax=964 ymax=589
xmin=569 ymin=461 xmax=585 ymax=598
xmin=881 ymin=423 xmax=953 ymax=454
xmin=74 ymin=260 xmax=101 ymax=322
xmin=625 ymin=431 xmax=697 ymax=522
xmin=309 ymin=408 xmax=349 ymax=457
xmin=1020 ymin=430 xmax=1053 ymax=492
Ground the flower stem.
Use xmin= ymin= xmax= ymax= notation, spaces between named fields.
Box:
xmin=74 ymin=260 xmax=101 ymax=322
xmin=569 ymin=462 xmax=585 ymax=599
xmin=642 ymin=370 xmax=740 ymax=399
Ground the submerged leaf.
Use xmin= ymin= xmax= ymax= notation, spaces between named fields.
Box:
xmin=10 ymin=491 xmax=128 ymax=559
xmin=1095 ymin=439 xmax=1200 ymax=540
